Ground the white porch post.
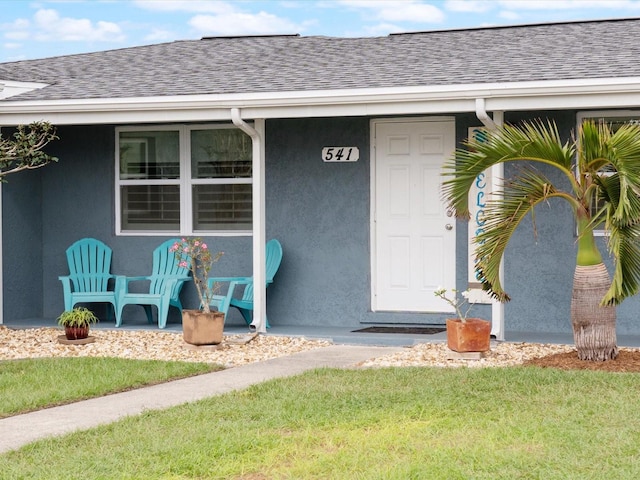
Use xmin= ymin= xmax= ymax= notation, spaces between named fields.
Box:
xmin=490 ymin=111 xmax=504 ymax=340
xmin=474 ymin=100 xmax=505 ymax=340
xmin=231 ymin=109 xmax=267 ymax=333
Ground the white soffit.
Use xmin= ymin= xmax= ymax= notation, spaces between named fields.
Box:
xmin=3 ymin=77 xmax=640 ymax=124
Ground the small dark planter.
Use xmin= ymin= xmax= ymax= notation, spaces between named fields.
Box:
xmin=64 ymin=326 xmax=90 ymax=340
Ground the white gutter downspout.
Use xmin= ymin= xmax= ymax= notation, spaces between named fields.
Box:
xmin=475 ymin=98 xmax=505 ymax=341
xmin=231 ymin=108 xmax=267 ymax=333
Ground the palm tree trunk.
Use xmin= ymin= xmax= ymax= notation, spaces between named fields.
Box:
xmin=570 ymin=264 xmax=618 ymax=361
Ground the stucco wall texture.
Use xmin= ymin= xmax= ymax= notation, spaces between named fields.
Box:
xmin=3 ymin=112 xmax=639 ymax=335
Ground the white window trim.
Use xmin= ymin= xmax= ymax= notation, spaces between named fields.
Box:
xmin=115 ymin=123 xmax=253 ymax=236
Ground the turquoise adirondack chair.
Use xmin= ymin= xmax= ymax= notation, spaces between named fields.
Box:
xmin=59 ymin=238 xmax=117 ymax=321
xmin=207 ymin=239 xmax=283 ymax=328
xmin=114 ymin=239 xmax=191 ymax=329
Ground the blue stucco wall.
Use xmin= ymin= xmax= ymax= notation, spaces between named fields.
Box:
xmin=265 ymin=117 xmax=372 ymax=327
xmin=4 ymin=113 xmax=640 ymax=334
xmin=3 ymin=167 xmax=44 ymax=320
xmin=496 ymin=111 xmax=578 ymax=335
xmin=39 ymin=125 xmax=116 ymax=320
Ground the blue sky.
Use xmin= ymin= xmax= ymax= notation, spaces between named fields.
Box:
xmin=2 ymin=0 xmax=639 ymax=62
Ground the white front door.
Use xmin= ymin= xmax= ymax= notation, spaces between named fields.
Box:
xmin=372 ymin=118 xmax=456 ymax=313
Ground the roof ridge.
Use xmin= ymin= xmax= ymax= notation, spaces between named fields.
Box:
xmin=201 ymin=34 xmax=300 ymax=40
xmin=390 ymin=16 xmax=640 ymax=36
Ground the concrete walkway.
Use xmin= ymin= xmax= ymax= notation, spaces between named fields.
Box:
xmin=0 ymin=344 xmax=403 ymax=454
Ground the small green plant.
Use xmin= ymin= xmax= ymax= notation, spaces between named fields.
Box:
xmin=434 ymin=287 xmax=472 ymax=322
xmin=56 ymin=307 xmax=99 ymax=328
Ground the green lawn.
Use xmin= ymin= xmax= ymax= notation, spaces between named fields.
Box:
xmin=0 ymin=357 xmax=220 ymax=417
xmin=2 ymin=365 xmax=640 ymax=479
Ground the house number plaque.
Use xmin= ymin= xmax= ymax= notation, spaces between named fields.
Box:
xmin=322 ymin=147 xmax=359 ymax=162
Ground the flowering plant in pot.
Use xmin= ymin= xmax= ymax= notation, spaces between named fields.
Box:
xmin=170 ymin=237 xmax=225 ymax=345
xmin=57 ymin=307 xmax=99 ymax=340
xmin=434 ymin=287 xmax=491 ymax=353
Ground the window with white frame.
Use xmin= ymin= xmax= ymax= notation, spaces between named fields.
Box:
xmin=116 ymin=125 xmax=252 ymax=235
xmin=577 ymin=111 xmax=640 ymax=236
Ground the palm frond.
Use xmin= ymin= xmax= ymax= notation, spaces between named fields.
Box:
xmin=579 ymin=120 xmax=610 ymax=171
xmin=473 ymin=168 xmax=574 ymax=301
xmin=607 ymin=125 xmax=640 ymax=223
xmin=582 ymin=119 xmax=640 ymax=305
xmin=582 ymin=121 xmax=640 ymax=224
xmin=603 ymin=221 xmax=640 ymax=305
xmin=583 ymin=174 xmax=618 ymax=232
xmin=593 ymin=172 xmax=620 ymax=211
xmin=442 ymin=119 xmax=575 ymax=219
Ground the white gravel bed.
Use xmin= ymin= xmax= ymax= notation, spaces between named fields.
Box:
xmin=0 ymin=327 xmax=332 ymax=368
xmin=0 ymin=326 xmax=579 ymax=369
xmin=357 ymin=341 xmax=576 ymax=368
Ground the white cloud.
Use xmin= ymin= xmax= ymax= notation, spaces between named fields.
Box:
xmin=2 ymin=18 xmax=30 ymax=41
xmin=499 ymin=10 xmax=521 ymax=20
xmin=445 ymin=0 xmax=494 ymax=13
xmin=444 ymin=0 xmax=640 ymax=29
xmin=133 ymin=0 xmax=241 ymax=14
xmin=144 ymin=28 xmax=177 ymax=42
xmin=5 ymin=18 xmax=30 ymax=29
xmin=446 ymin=0 xmax=640 ymax=15
xmin=492 ymin=0 xmax=640 ymax=25
xmin=135 ymin=0 xmax=304 ymax=36
xmin=4 ymin=30 xmax=30 ymax=41
xmin=189 ymin=11 xmax=300 ymax=36
xmin=31 ymin=9 xmax=125 ymax=42
xmin=3 ymin=9 xmax=127 ymax=44
xmin=5 ymin=53 xmax=28 ymax=62
xmin=339 ymin=0 xmax=445 ymax=23
xmin=361 ymin=22 xmax=407 ymax=35
xmin=3 ymin=42 xmax=23 ymax=50
xmin=496 ymin=0 xmax=640 ymax=10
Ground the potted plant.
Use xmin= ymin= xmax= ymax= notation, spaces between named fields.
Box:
xmin=434 ymin=287 xmax=491 ymax=353
xmin=170 ymin=237 xmax=224 ymax=345
xmin=57 ymin=307 xmax=99 ymax=340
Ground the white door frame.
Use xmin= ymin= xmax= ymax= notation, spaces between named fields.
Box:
xmin=370 ymin=116 xmax=456 ymax=313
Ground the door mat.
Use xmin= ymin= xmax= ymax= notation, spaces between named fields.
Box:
xmin=352 ymin=326 xmax=446 ymax=335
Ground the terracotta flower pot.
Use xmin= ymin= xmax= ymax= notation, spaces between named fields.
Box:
xmin=446 ymin=318 xmax=491 ymax=352
xmin=64 ymin=326 xmax=90 ymax=340
xmin=182 ymin=310 xmax=225 ymax=345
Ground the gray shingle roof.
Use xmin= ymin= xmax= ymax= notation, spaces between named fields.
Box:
xmin=2 ymin=18 xmax=640 ymax=102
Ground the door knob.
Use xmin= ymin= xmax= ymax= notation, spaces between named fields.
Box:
xmin=445 ymin=224 xmax=453 ymax=230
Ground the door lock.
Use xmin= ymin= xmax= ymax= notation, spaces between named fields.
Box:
xmin=445 ymin=224 xmax=453 ymax=230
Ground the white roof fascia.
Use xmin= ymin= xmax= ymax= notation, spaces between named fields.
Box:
xmin=3 ymin=77 xmax=640 ymax=125
xmin=0 ymin=80 xmax=49 ymax=100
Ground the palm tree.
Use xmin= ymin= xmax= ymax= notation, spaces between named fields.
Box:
xmin=442 ymin=119 xmax=640 ymax=361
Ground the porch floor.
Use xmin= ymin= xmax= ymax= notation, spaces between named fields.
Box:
xmin=5 ymin=318 xmax=640 ymax=348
